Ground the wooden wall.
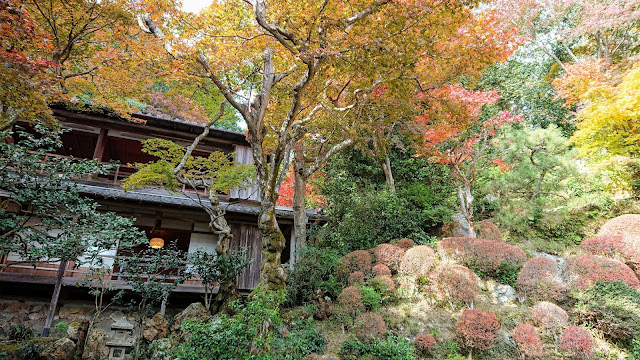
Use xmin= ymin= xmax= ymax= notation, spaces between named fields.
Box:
xmin=230 ymin=223 xmax=262 ymax=289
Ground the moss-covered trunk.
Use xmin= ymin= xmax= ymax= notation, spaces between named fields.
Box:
xmin=256 ymin=198 xmax=287 ymax=292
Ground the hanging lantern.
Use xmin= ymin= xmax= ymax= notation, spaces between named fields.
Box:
xmin=149 ymin=237 xmax=164 ymax=249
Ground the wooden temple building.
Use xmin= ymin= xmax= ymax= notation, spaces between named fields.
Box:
xmin=0 ymin=105 xmax=318 ymax=296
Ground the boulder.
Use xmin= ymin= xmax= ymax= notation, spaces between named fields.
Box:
xmin=82 ymin=329 xmax=109 ymax=360
xmin=171 ymin=302 xmax=209 ymax=333
xmin=66 ymin=320 xmax=89 ymax=342
xmin=451 ymin=213 xmax=473 ymax=238
xmin=492 ymin=284 xmax=516 ymax=303
xmin=149 ymin=338 xmax=172 ymax=360
xmin=143 ymin=313 xmax=169 ymax=341
xmin=42 ymin=337 xmax=76 ymax=360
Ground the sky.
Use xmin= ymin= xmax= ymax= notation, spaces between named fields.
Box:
xmin=182 ymin=0 xmax=214 ymax=13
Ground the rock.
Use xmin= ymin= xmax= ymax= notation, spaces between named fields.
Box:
xmin=321 ymin=355 xmax=341 ymax=360
xmin=82 ymin=328 xmax=109 ymax=360
xmin=312 ymin=290 xmax=332 ymax=321
xmin=492 ymin=284 xmax=516 ymax=303
xmin=42 ymin=337 xmax=76 ymax=360
xmin=143 ymin=313 xmax=169 ymax=341
xmin=67 ymin=320 xmax=89 ymax=342
xmin=451 ymin=213 xmax=474 ymax=238
xmin=149 ymin=338 xmax=172 ymax=360
xmin=171 ymin=303 xmax=209 ymax=332
xmin=58 ymin=306 xmax=91 ymax=320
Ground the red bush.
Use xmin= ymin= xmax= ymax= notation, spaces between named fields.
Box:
xmin=531 ymin=301 xmax=568 ymax=335
xmin=559 ymin=326 xmax=594 ymax=359
xmin=372 ymin=263 xmax=392 ymax=277
xmin=598 ymin=214 xmax=640 ymax=238
xmin=438 ymin=237 xmax=526 ymax=275
xmin=340 ymin=250 xmax=374 ymax=274
xmin=398 ymin=245 xmax=435 ymax=277
xmin=371 ymin=243 xmax=405 ymax=271
xmin=455 ymin=309 xmax=500 ymax=352
xmin=373 ymin=275 xmax=396 ymax=293
xmin=512 ymin=322 xmax=543 ymax=358
xmin=348 ymin=271 xmax=366 ymax=285
xmin=565 ymin=255 xmax=640 ymax=290
xmin=353 ymin=312 xmax=386 ymax=342
xmin=414 ymin=333 xmax=437 ymax=353
xmin=397 ymin=238 xmax=414 ymax=249
xmin=430 ymin=264 xmax=479 ymax=305
xmin=476 ymin=221 xmax=502 ymax=241
xmin=580 ymin=235 xmax=626 ymax=257
xmin=337 ymin=286 xmax=365 ymax=317
xmin=516 ymin=257 xmax=566 ymax=302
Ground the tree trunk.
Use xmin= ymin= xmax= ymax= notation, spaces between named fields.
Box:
xmin=292 ymin=153 xmax=308 ymax=263
xmin=42 ymin=260 xmax=67 ymax=337
xmin=457 ymin=183 xmax=476 ymax=238
xmin=256 ymin=198 xmax=287 ymax=292
xmin=381 ymin=156 xmax=396 ymax=193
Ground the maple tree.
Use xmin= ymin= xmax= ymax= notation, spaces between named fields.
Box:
xmin=415 ymin=85 xmax=522 ymax=236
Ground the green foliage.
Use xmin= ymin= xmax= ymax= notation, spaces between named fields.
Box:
xmin=18 ymin=342 xmax=43 ymax=360
xmin=286 ymin=246 xmax=343 ymax=306
xmin=176 ymin=291 xmax=325 ymax=360
xmin=359 ymin=286 xmax=382 ymax=311
xmin=340 ymin=335 xmax=416 ymax=360
xmin=123 ymin=138 xmax=255 ymax=194
xmin=0 ymin=126 xmax=145 ymax=268
xmin=495 ymin=261 xmax=521 ymax=287
xmin=8 ymin=324 xmax=34 ymax=341
xmin=574 ymin=281 xmax=640 ymax=344
xmin=54 ymin=321 xmax=68 ymax=334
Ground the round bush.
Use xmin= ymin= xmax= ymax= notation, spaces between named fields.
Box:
xmin=340 ymin=250 xmax=374 ymax=274
xmin=398 ymin=245 xmax=435 ymax=277
xmin=512 ymin=322 xmax=543 ymax=358
xmin=396 ymin=238 xmax=414 ymax=249
xmin=371 ymin=243 xmax=405 ymax=271
xmin=414 ymin=333 xmax=436 ymax=353
xmin=348 ymin=271 xmax=366 ymax=285
xmin=574 ymin=281 xmax=640 ymax=341
xmin=531 ymin=301 xmax=568 ymax=336
xmin=516 ymin=257 xmax=566 ymax=302
xmin=580 ymin=235 xmax=626 ymax=257
xmin=353 ymin=312 xmax=386 ymax=343
xmin=438 ymin=237 xmax=526 ymax=276
xmin=565 ymin=254 xmax=640 ymax=290
xmin=476 ymin=221 xmax=502 ymax=241
xmin=337 ymin=286 xmax=365 ymax=317
xmin=559 ymin=326 xmax=594 ymax=359
xmin=372 ymin=263 xmax=392 ymax=277
xmin=430 ymin=264 xmax=479 ymax=305
xmin=598 ymin=214 xmax=640 ymax=238
xmin=373 ymin=275 xmax=396 ymax=293
xmin=455 ymin=309 xmax=500 ymax=352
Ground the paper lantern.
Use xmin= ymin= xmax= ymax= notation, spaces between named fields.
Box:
xmin=149 ymin=237 xmax=164 ymax=249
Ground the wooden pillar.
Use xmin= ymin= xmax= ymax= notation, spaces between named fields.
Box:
xmin=92 ymin=128 xmax=108 ymax=161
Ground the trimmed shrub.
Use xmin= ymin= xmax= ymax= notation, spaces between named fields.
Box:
xmin=340 ymin=335 xmax=417 ymax=360
xmin=348 ymin=271 xmax=366 ymax=285
xmin=414 ymin=333 xmax=437 ymax=354
xmin=398 ymin=245 xmax=435 ymax=277
xmin=559 ymin=326 xmax=594 ymax=359
xmin=340 ymin=250 xmax=374 ymax=274
xmin=397 ymin=238 xmax=414 ymax=249
xmin=565 ymin=255 xmax=640 ymax=290
xmin=371 ymin=243 xmax=405 ymax=271
xmin=476 ymin=221 xmax=502 ymax=241
xmin=455 ymin=309 xmax=500 ymax=353
xmin=512 ymin=322 xmax=543 ymax=358
xmin=580 ymin=235 xmax=626 ymax=257
xmin=574 ymin=281 xmax=640 ymax=342
xmin=429 ymin=264 xmax=479 ymax=306
xmin=531 ymin=301 xmax=568 ymax=338
xmin=516 ymin=257 xmax=566 ymax=302
xmin=372 ymin=263 xmax=392 ymax=277
xmin=373 ymin=275 xmax=396 ymax=293
xmin=598 ymin=214 xmax=640 ymax=238
xmin=359 ymin=286 xmax=382 ymax=311
xmin=337 ymin=286 xmax=365 ymax=318
xmin=353 ymin=312 xmax=387 ymax=343
xmin=438 ymin=237 xmax=526 ymax=276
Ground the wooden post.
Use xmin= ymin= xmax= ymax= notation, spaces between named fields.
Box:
xmin=92 ymin=128 xmax=108 ymax=161
xmin=42 ymin=260 xmax=67 ymax=337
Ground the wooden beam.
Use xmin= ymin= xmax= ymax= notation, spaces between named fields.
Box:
xmin=92 ymin=128 xmax=108 ymax=161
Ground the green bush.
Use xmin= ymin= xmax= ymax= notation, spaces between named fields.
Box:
xmin=340 ymin=335 xmax=416 ymax=360
xmin=18 ymin=343 xmax=43 ymax=360
xmin=574 ymin=281 xmax=640 ymax=344
xmin=286 ymin=246 xmax=343 ymax=306
xmin=176 ymin=291 xmax=325 ymax=360
xmin=495 ymin=261 xmax=520 ymax=287
xmin=9 ymin=324 xmax=34 ymax=341
xmin=359 ymin=286 xmax=382 ymax=311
